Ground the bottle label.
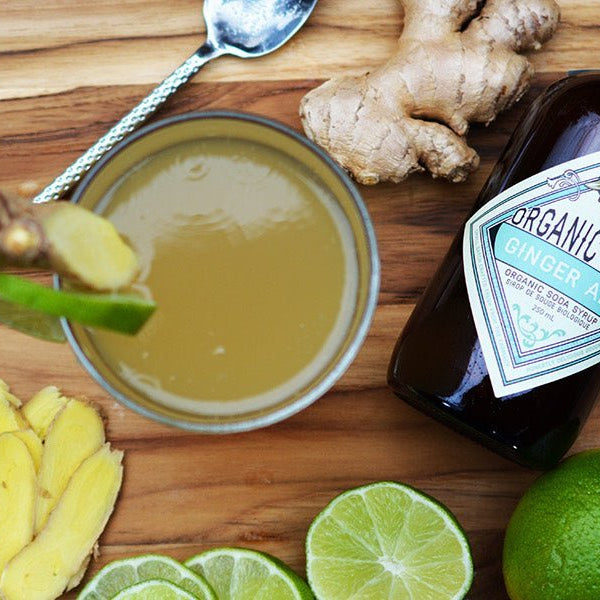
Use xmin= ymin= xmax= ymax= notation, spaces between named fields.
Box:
xmin=464 ymin=150 xmax=600 ymax=397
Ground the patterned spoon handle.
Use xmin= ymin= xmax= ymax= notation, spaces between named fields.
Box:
xmin=33 ymin=44 xmax=222 ymax=204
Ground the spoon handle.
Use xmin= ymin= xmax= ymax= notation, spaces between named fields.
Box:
xmin=33 ymin=43 xmax=223 ymax=204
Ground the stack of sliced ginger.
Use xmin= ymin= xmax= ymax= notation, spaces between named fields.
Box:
xmin=0 ymin=381 xmax=122 ymax=600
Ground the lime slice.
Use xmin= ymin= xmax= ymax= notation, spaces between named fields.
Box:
xmin=112 ymin=579 xmax=197 ymax=599
xmin=0 ymin=274 xmax=155 ymax=336
xmin=77 ymin=554 xmax=216 ymax=600
xmin=306 ymin=481 xmax=473 ymax=599
xmin=0 ymin=297 xmax=65 ymax=342
xmin=185 ymin=547 xmax=314 ymax=599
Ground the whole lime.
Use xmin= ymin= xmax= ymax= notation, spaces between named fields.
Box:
xmin=503 ymin=450 xmax=600 ymax=600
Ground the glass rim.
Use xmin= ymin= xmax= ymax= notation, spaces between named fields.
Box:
xmin=60 ymin=109 xmax=380 ymax=433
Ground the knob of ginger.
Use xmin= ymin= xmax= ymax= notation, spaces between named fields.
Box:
xmin=0 ymin=192 xmax=139 ymax=291
xmin=300 ymin=0 xmax=560 ymax=184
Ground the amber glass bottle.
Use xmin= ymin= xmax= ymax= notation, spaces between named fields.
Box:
xmin=388 ymin=74 xmax=600 ymax=470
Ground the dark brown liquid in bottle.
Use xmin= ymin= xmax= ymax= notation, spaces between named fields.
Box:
xmin=388 ymin=74 xmax=600 ymax=470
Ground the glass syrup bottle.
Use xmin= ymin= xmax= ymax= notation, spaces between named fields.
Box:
xmin=388 ymin=73 xmax=600 ymax=470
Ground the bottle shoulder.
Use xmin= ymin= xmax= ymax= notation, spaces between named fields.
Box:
xmin=481 ymin=74 xmax=600 ymax=207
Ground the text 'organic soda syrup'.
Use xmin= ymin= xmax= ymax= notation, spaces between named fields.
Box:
xmin=388 ymin=74 xmax=600 ymax=469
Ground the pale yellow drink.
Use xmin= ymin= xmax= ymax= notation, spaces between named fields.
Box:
xmin=88 ymin=138 xmax=358 ymax=415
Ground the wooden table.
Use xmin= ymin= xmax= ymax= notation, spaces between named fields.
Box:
xmin=0 ymin=1 xmax=598 ymax=598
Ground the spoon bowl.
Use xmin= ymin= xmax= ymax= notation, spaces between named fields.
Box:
xmin=204 ymin=0 xmax=317 ymax=57
xmin=34 ymin=0 xmax=319 ymax=203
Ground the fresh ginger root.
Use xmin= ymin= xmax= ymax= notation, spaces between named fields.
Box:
xmin=0 ymin=191 xmax=139 ymax=291
xmin=300 ymin=0 xmax=560 ymax=184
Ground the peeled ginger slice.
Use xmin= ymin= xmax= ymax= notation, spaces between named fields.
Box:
xmin=35 ymin=398 xmax=105 ymax=533
xmin=11 ymin=429 xmax=43 ymax=472
xmin=0 ymin=394 xmax=26 ymax=434
xmin=0 ymin=433 xmax=36 ymax=573
xmin=22 ymin=386 xmax=68 ymax=440
xmin=41 ymin=202 xmax=139 ymax=291
xmin=0 ymin=379 xmax=21 ymax=408
xmin=0 ymin=444 xmax=123 ymax=600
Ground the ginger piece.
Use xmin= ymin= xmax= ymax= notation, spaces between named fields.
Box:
xmin=0 ymin=383 xmax=42 ymax=471
xmin=11 ymin=429 xmax=43 ymax=472
xmin=0 ymin=394 xmax=26 ymax=434
xmin=0 ymin=380 xmax=21 ymax=409
xmin=300 ymin=0 xmax=560 ymax=184
xmin=0 ymin=444 xmax=123 ymax=600
xmin=66 ymin=554 xmax=93 ymax=592
xmin=0 ymin=433 xmax=36 ymax=574
xmin=22 ymin=386 xmax=68 ymax=440
xmin=34 ymin=398 xmax=105 ymax=534
xmin=0 ymin=192 xmax=139 ymax=291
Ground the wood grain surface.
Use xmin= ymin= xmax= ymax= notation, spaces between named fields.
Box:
xmin=1 ymin=1 xmax=599 ymax=598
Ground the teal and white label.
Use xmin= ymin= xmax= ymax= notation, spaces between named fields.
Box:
xmin=464 ymin=151 xmax=600 ymax=396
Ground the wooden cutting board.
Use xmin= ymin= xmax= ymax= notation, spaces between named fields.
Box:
xmin=0 ymin=1 xmax=597 ymax=598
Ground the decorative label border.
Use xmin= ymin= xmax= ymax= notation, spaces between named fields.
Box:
xmin=464 ymin=150 xmax=600 ymax=396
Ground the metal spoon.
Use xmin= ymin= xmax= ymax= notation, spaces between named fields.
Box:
xmin=33 ymin=0 xmax=318 ymax=204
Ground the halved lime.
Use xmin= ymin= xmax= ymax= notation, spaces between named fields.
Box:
xmin=77 ymin=554 xmax=216 ymax=599
xmin=111 ymin=579 xmax=197 ymax=599
xmin=306 ymin=481 xmax=473 ymax=599
xmin=185 ymin=547 xmax=314 ymax=599
xmin=0 ymin=274 xmax=155 ymax=337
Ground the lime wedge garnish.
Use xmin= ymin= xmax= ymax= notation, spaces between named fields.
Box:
xmin=0 ymin=297 xmax=66 ymax=342
xmin=111 ymin=579 xmax=198 ymax=599
xmin=77 ymin=554 xmax=215 ymax=599
xmin=0 ymin=274 xmax=155 ymax=337
xmin=306 ymin=481 xmax=473 ymax=599
xmin=185 ymin=547 xmax=314 ymax=599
